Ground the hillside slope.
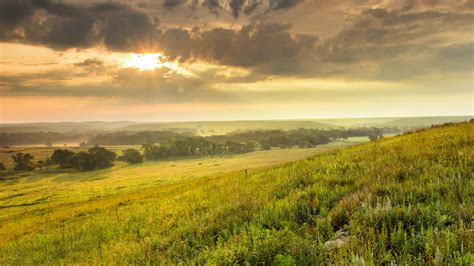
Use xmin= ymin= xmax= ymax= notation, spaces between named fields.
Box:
xmin=1 ymin=122 xmax=473 ymax=264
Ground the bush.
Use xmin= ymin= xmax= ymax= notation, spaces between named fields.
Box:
xmin=0 ymin=162 xmax=5 ymax=171
xmin=88 ymin=146 xmax=116 ymax=169
xmin=12 ymin=152 xmax=34 ymax=171
xmin=51 ymin=149 xmax=75 ymax=168
xmin=70 ymin=152 xmax=96 ymax=171
xmin=120 ymin=149 xmax=143 ymax=164
xmin=65 ymin=146 xmax=116 ymax=171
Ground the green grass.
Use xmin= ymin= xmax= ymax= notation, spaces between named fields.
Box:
xmin=0 ymin=144 xmax=348 ymax=244
xmin=0 ymin=122 xmax=472 ymax=264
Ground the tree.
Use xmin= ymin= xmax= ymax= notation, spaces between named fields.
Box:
xmin=51 ymin=149 xmax=76 ymax=168
xmin=368 ymin=134 xmax=378 ymax=141
xmin=36 ymin=160 xmax=46 ymax=170
xmin=142 ymin=144 xmax=170 ymax=160
xmin=45 ymin=142 xmax=52 ymax=147
xmin=70 ymin=152 xmax=96 ymax=171
xmin=0 ymin=163 xmax=5 ymax=171
xmin=121 ymin=149 xmax=143 ymax=164
xmin=88 ymin=146 xmax=116 ymax=169
xmin=12 ymin=153 xmax=35 ymax=171
xmin=79 ymin=142 xmax=87 ymax=147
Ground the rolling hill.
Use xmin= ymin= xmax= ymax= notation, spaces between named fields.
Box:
xmin=0 ymin=121 xmax=472 ymax=264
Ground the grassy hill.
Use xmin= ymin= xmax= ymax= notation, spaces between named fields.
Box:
xmin=0 ymin=122 xmax=472 ymax=264
xmin=315 ymin=116 xmax=472 ymax=128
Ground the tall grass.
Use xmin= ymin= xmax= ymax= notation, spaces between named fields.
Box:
xmin=0 ymin=122 xmax=472 ymax=264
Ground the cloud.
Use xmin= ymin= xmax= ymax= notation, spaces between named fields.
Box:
xmin=159 ymin=22 xmax=317 ymax=68
xmin=202 ymin=0 xmax=222 ymax=15
xmin=162 ymin=0 xmax=187 ymax=9
xmin=243 ymin=0 xmax=262 ymax=14
xmin=1 ymin=0 xmax=473 ymax=82
xmin=309 ymin=3 xmax=474 ymax=80
xmin=0 ymin=0 xmax=159 ymax=51
xmin=229 ymin=0 xmax=245 ymax=17
xmin=268 ymin=0 xmax=302 ymax=11
xmin=0 ymin=63 xmax=241 ymax=103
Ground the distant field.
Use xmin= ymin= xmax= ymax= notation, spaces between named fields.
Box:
xmin=1 ymin=116 xmax=471 ymax=134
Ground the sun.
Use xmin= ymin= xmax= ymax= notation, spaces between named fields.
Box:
xmin=122 ymin=53 xmax=163 ymax=71
xmin=120 ymin=52 xmax=194 ymax=77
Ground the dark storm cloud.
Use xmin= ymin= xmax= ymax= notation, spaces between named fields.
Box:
xmin=243 ymin=0 xmax=262 ymax=14
xmin=0 ymin=0 xmax=158 ymax=51
xmin=162 ymin=0 xmax=187 ymax=9
xmin=0 ymin=0 xmax=79 ymax=28
xmin=267 ymin=0 xmax=302 ymax=11
xmin=229 ymin=0 xmax=245 ymax=17
xmin=0 ymin=0 xmax=308 ymax=52
xmin=202 ymin=0 xmax=222 ymax=15
xmin=158 ymin=23 xmax=317 ymax=67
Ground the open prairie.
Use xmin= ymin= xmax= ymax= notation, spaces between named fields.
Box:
xmin=1 ymin=0 xmax=473 ymax=263
xmin=0 ymin=122 xmax=472 ymax=264
xmin=0 ymin=143 xmax=354 ymax=243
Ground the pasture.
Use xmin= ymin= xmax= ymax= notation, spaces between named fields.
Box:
xmin=0 ymin=122 xmax=472 ymax=264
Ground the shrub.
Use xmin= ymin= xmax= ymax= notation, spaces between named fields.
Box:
xmin=51 ymin=149 xmax=75 ymax=168
xmin=12 ymin=152 xmax=34 ymax=171
xmin=70 ymin=152 xmax=96 ymax=171
xmin=121 ymin=149 xmax=143 ymax=164
xmin=88 ymin=146 xmax=116 ymax=169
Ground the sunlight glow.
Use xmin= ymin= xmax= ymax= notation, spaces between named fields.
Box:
xmin=122 ymin=53 xmax=163 ymax=71
xmin=120 ymin=53 xmax=194 ymax=77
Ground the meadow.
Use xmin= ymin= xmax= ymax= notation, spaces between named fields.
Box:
xmin=0 ymin=122 xmax=472 ymax=264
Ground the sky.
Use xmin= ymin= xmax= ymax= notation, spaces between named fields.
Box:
xmin=0 ymin=0 xmax=473 ymax=122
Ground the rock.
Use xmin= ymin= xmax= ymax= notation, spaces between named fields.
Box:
xmin=324 ymin=229 xmax=351 ymax=249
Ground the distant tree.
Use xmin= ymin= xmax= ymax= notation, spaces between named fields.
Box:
xmin=0 ymin=163 xmax=5 ymax=171
xmin=70 ymin=152 xmax=96 ymax=171
xmin=121 ymin=149 xmax=143 ymax=164
xmin=45 ymin=142 xmax=52 ymax=147
xmin=368 ymin=134 xmax=378 ymax=141
xmin=261 ymin=144 xmax=271 ymax=150
xmin=88 ymin=146 xmax=116 ymax=169
xmin=12 ymin=153 xmax=35 ymax=171
xmin=142 ymin=144 xmax=169 ymax=160
xmin=51 ymin=149 xmax=76 ymax=168
xmin=36 ymin=160 xmax=46 ymax=170
xmin=79 ymin=142 xmax=87 ymax=147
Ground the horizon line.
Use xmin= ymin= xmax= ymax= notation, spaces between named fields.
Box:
xmin=1 ymin=114 xmax=473 ymax=125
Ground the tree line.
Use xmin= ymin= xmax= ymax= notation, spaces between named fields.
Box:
xmin=87 ymin=127 xmax=398 ymax=146
xmin=1 ymin=126 xmax=399 ymax=172
xmin=142 ymin=138 xmax=256 ymax=160
xmin=4 ymin=146 xmax=118 ymax=172
xmin=1 ymin=126 xmax=399 ymax=147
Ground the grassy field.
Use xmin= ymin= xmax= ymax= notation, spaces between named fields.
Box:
xmin=0 ymin=137 xmax=368 ymax=167
xmin=0 ymin=122 xmax=472 ymax=264
xmin=0 ymin=144 xmax=352 ymax=248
